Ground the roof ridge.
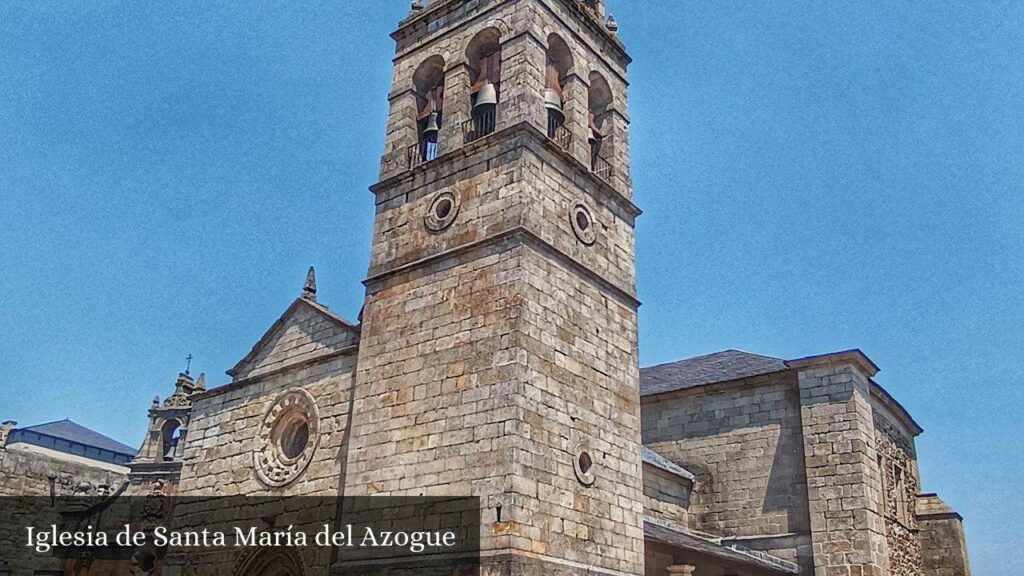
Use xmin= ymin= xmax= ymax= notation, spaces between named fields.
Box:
xmin=640 ymin=349 xmax=790 ymax=397
xmin=20 ymin=417 xmax=73 ymax=428
xmin=17 ymin=419 xmax=135 ymax=455
xmin=642 ymin=348 xmax=784 ymax=371
xmin=723 ymin=348 xmax=784 ymax=359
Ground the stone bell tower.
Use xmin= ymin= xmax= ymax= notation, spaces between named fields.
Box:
xmin=346 ymin=0 xmax=643 ymax=574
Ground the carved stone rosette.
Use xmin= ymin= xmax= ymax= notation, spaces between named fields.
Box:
xmin=254 ymin=388 xmax=320 ymax=488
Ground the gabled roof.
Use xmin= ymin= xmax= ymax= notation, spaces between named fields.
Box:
xmin=13 ymin=419 xmax=135 ymax=456
xmin=640 ymin=350 xmax=788 ymax=397
xmin=227 ymin=297 xmax=359 ymax=379
xmin=640 ymin=348 xmax=923 ymax=436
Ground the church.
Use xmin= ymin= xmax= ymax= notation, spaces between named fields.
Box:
xmin=0 ymin=1 xmax=971 ymax=575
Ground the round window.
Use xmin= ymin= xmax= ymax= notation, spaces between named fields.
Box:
xmin=570 ymin=202 xmax=597 ymax=245
xmin=434 ymin=196 xmax=453 ymax=219
xmin=279 ymin=416 xmax=310 ymax=461
xmin=425 ymin=190 xmax=460 ymax=232
xmin=255 ymin=389 xmax=320 ymax=488
xmin=572 ymin=443 xmax=597 ymax=486
xmin=576 ymin=210 xmax=591 ymax=232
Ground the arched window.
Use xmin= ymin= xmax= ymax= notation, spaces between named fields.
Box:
xmin=411 ymin=55 xmax=446 ymax=165
xmin=466 ymin=27 xmax=502 ymax=140
xmin=545 ymin=34 xmax=574 ymax=144
xmin=160 ymin=419 xmax=181 ymax=462
xmin=587 ymin=71 xmax=613 ymax=177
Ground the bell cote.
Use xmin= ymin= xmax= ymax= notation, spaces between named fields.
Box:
xmin=129 ymin=370 xmax=204 ymax=481
xmin=378 ymin=0 xmax=632 ymax=197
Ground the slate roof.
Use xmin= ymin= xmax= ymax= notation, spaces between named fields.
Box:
xmin=644 ymin=520 xmax=799 ymax=574
xmin=14 ymin=419 xmax=136 ymax=456
xmin=641 ymin=446 xmax=695 ymax=482
xmin=640 ymin=349 xmax=789 ymax=397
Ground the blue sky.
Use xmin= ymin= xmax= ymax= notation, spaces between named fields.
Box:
xmin=1 ymin=2 xmax=1020 ymax=573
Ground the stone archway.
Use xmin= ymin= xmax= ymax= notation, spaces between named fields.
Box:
xmin=232 ymin=548 xmax=305 ymax=576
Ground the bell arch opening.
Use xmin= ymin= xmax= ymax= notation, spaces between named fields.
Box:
xmin=411 ymin=55 xmax=446 ymax=163
xmin=160 ymin=419 xmax=182 ymax=462
xmin=545 ymin=33 xmax=574 ymax=139
xmin=466 ymin=27 xmax=502 ymax=139
xmin=587 ymin=71 xmax=614 ymax=172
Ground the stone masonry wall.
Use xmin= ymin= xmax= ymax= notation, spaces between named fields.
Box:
xmin=347 ymin=244 xmax=522 ymax=501
xmin=353 ymin=71 xmax=643 ymax=576
xmin=165 ymin=303 xmax=356 ymax=575
xmin=0 ymin=445 xmax=126 ymax=497
xmin=874 ymin=405 xmax=924 ymax=576
xmin=916 ymin=495 xmax=971 ymax=576
xmin=642 ymin=372 xmax=809 ymax=537
xmin=796 ymin=360 xmax=889 ymax=576
xmin=511 ymin=245 xmax=645 ymax=572
xmin=177 ymin=304 xmax=359 ymax=496
xmin=0 ymin=446 xmax=128 ymax=575
xmin=642 ymin=464 xmax=692 ymax=527
xmin=641 ymin=371 xmax=812 ymax=572
xmin=382 ymin=0 xmax=632 ymax=195
xmin=349 ymin=0 xmax=644 ymax=572
xmin=352 ymin=239 xmax=647 ymax=573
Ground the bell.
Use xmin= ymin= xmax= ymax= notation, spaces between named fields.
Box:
xmin=474 ymin=81 xmax=498 ymax=110
xmin=543 ymin=88 xmax=563 ymax=112
xmin=588 ymin=128 xmax=599 ymax=145
xmin=422 ymin=112 xmax=440 ymax=138
xmin=543 ymin=88 xmax=564 ymax=123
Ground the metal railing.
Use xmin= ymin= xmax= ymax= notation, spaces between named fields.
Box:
xmin=591 ymin=149 xmax=614 ymax=182
xmin=464 ymin=106 xmax=497 ymax=143
xmin=548 ymin=115 xmax=572 ymax=150
xmin=407 ymin=138 xmax=439 ymax=169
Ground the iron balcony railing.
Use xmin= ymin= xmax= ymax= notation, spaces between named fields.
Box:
xmin=591 ymin=148 xmax=614 ymax=182
xmin=548 ymin=113 xmax=572 ymax=150
xmin=407 ymin=137 xmax=439 ymax=169
xmin=464 ymin=106 xmax=497 ymax=143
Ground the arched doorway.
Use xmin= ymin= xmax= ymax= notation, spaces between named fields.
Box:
xmin=232 ymin=548 xmax=304 ymax=576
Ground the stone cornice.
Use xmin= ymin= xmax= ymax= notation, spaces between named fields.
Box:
xmin=128 ymin=461 xmax=182 ymax=474
xmin=371 ymin=121 xmax=640 ymax=219
xmin=362 ymin=225 xmax=641 ymax=309
xmin=391 ymin=0 xmax=629 ymax=72
xmin=392 ymin=0 xmax=506 ymax=60
xmin=785 ymin=348 xmax=880 ymax=378
xmin=534 ymin=0 xmax=630 ymax=66
xmin=915 ymin=493 xmax=963 ymax=521
xmin=870 ymin=378 xmax=924 ymax=437
xmin=195 ymin=344 xmax=360 ymax=402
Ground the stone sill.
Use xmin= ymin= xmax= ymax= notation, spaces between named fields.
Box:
xmin=371 ymin=121 xmax=640 ymax=220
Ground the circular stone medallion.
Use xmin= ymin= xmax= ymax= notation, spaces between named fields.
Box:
xmin=424 ymin=190 xmax=460 ymax=232
xmin=570 ymin=201 xmax=597 ymax=245
xmin=572 ymin=442 xmax=597 ymax=486
xmin=254 ymin=388 xmax=320 ymax=488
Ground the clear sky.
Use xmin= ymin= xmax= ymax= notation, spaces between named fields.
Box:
xmin=1 ymin=2 xmax=1020 ymax=573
